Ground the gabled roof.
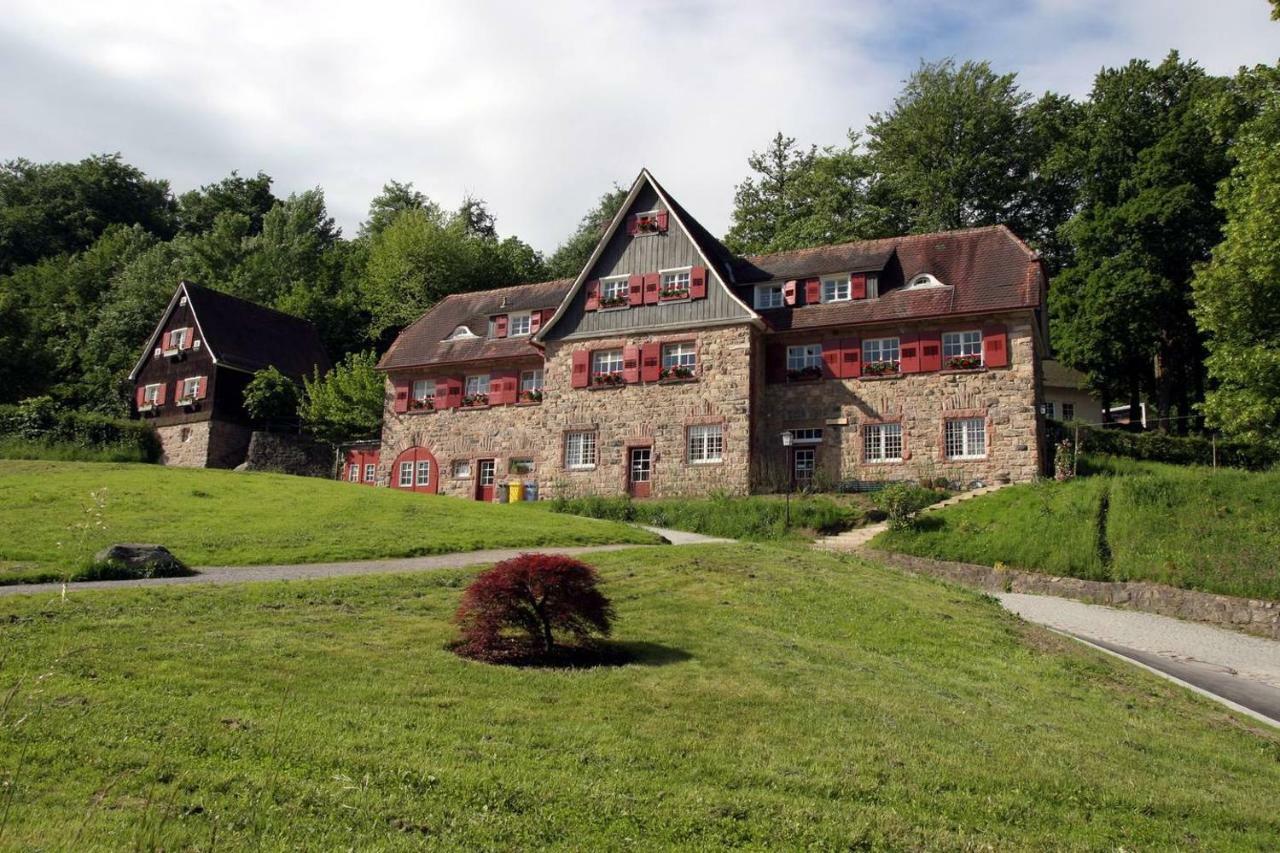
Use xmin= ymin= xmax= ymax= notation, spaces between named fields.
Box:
xmin=377 ymin=278 xmax=573 ymax=372
xmin=129 ymin=281 xmax=331 ymax=380
xmin=737 ymin=226 xmax=1044 ymax=332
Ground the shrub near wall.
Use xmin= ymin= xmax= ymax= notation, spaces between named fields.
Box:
xmin=0 ymin=400 xmax=160 ymax=463
xmin=551 ymin=493 xmax=863 ymax=540
xmin=1048 ymin=421 xmax=1279 ymax=470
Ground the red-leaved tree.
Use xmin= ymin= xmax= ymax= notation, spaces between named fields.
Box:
xmin=454 ymin=554 xmax=615 ymax=661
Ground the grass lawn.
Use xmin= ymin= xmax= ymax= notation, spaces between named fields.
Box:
xmin=872 ymin=457 xmax=1280 ymax=601
xmin=0 ymin=460 xmax=657 ymax=584
xmin=1 ymin=544 xmax=1277 ymax=848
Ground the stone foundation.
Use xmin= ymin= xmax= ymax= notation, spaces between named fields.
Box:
xmin=154 ymin=419 xmax=253 ymax=469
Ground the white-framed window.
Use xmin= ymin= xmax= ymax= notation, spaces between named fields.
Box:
xmin=755 ymin=284 xmax=784 ymax=309
xmin=863 ymin=423 xmax=903 ymax=462
xmin=452 ymin=460 xmax=472 ymax=479
xmin=398 ymin=461 xmax=413 ymax=487
xmin=866 ymin=275 xmax=880 ymax=299
xmin=786 ymin=344 xmax=823 ymax=371
xmin=415 ymin=460 xmax=431 ymax=487
xmin=908 ymin=273 xmax=946 ymax=289
xmin=411 ymin=379 xmax=433 ymax=402
xmin=348 ymin=464 xmax=360 ymax=482
xmin=945 ymin=417 xmax=986 ymax=460
xmin=520 ymin=369 xmax=544 ymax=392
xmin=169 ymin=327 xmax=188 ymax=349
xmin=447 ymin=325 xmax=478 ymax=340
xmin=1062 ymin=403 xmax=1075 ymax=421
xmin=791 ymin=428 xmax=823 ymax=444
xmin=687 ymin=424 xmax=724 ymax=464
xmin=660 ymin=267 xmax=692 ymax=297
xmin=591 ymin=349 xmax=624 ymax=376
xmin=601 ymin=276 xmax=630 ymax=303
xmin=1045 ymin=401 xmax=1056 ymax=419
xmin=822 ymin=275 xmax=851 ymax=302
xmin=942 ymin=330 xmax=982 ymax=358
xmin=143 ymin=383 xmax=161 ymax=404
xmin=507 ymin=312 xmax=531 ymax=337
xmin=509 ymin=458 xmax=535 ymax=475
xmin=180 ymin=377 xmax=201 ymax=401
xmin=794 ymin=448 xmax=816 ymax=481
xmin=661 ymin=342 xmax=697 ymax=370
xmin=464 ymin=374 xmax=490 ymax=396
xmin=363 ymin=463 xmax=375 ymax=483
xmin=565 ymin=430 xmax=597 ymax=470
xmin=863 ymin=337 xmax=900 ymax=365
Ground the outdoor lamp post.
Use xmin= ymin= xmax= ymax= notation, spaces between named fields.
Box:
xmin=780 ymin=431 xmax=793 ymax=528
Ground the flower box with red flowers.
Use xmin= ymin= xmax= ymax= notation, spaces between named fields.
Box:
xmin=944 ymin=355 xmax=983 ymax=371
xmin=461 ymin=393 xmax=489 ymax=408
xmin=591 ymin=372 xmax=625 ymax=387
xmin=862 ymin=360 xmax=900 ymax=377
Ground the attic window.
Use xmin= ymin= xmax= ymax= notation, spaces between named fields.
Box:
xmin=628 ymin=210 xmax=669 ymax=236
xmin=908 ymin=273 xmax=947 ymax=289
xmin=446 ymin=325 xmax=479 ymax=341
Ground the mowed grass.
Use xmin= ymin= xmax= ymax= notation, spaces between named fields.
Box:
xmin=0 ymin=545 xmax=1277 ymax=848
xmin=873 ymin=458 xmax=1280 ymax=601
xmin=0 ymin=460 xmax=657 ymax=583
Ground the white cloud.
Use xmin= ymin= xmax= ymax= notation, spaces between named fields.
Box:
xmin=0 ymin=0 xmax=1275 ymax=252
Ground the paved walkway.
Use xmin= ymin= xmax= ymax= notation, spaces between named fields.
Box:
xmin=1000 ymin=593 xmax=1280 ymax=726
xmin=0 ymin=526 xmax=728 ymax=599
xmin=815 ymin=482 xmax=1011 ymax=551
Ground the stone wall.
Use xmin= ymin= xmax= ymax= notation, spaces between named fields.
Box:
xmin=866 ymin=550 xmax=1280 ymax=640
xmin=153 ymin=418 xmax=253 ymax=469
xmin=243 ymin=431 xmax=334 ymax=478
xmin=754 ymin=316 xmax=1042 ymax=489
xmin=377 ymin=324 xmax=754 ymax=499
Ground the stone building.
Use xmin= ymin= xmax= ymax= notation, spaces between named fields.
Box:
xmin=128 ymin=281 xmax=330 ymax=468
xmin=374 ymin=170 xmax=1050 ymax=499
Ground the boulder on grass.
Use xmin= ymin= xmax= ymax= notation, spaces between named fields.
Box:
xmin=86 ymin=544 xmax=193 ymax=581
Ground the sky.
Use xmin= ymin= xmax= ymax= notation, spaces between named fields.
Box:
xmin=1 ymin=0 xmax=1277 ymax=252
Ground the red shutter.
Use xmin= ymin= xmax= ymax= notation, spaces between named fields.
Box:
xmin=622 ymin=345 xmax=641 ymax=383
xmin=135 ymin=386 xmax=146 ymax=409
xmin=983 ymin=325 xmax=1009 ymax=367
xmin=434 ymin=377 xmax=462 ymax=409
xmin=821 ymin=341 xmax=841 ymax=379
xmin=804 ymin=278 xmax=821 ymax=304
xmin=393 ymin=380 xmax=410 ymax=413
xmin=571 ymin=350 xmax=590 ymax=388
xmin=689 ymin=266 xmax=707 ymax=300
xmin=625 ymin=215 xmax=638 ymax=236
xmin=840 ymin=337 xmax=861 ymax=378
xmin=627 ymin=274 xmax=644 ymax=306
xmin=643 ymin=273 xmax=660 ymax=304
xmin=782 ymin=280 xmax=798 ymax=306
xmin=640 ymin=342 xmax=661 ymax=382
xmin=494 ymin=314 xmax=509 ymax=338
xmin=161 ymin=330 xmax=172 ymax=350
xmin=850 ymin=273 xmax=867 ymax=300
xmin=585 ymin=280 xmax=600 ymax=311
xmin=919 ymin=331 xmax=942 ymax=372
xmin=766 ymin=343 xmax=787 ymax=383
xmin=656 ymin=211 xmax=669 ymax=232
xmin=492 ymin=371 xmax=518 ymax=404
xmin=529 ymin=310 xmax=542 ymax=334
xmin=433 ymin=378 xmax=450 ymax=408
xmin=156 ymin=383 xmax=167 ymax=405
xmin=184 ymin=327 xmax=194 ymax=348
xmin=899 ymin=334 xmax=921 ymax=373
xmin=196 ymin=376 xmax=208 ymax=400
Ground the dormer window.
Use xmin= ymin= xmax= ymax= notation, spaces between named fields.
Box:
xmin=507 ymin=312 xmax=532 ymax=337
xmin=446 ymin=325 xmax=478 ymax=341
xmin=908 ymin=273 xmax=946 ymax=289
xmin=821 ymin=275 xmax=851 ymax=303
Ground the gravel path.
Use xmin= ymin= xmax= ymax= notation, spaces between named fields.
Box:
xmin=0 ymin=526 xmax=729 ymax=599
xmin=1000 ymin=592 xmax=1280 ymax=725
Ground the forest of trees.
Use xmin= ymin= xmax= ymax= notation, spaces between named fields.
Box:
xmin=1 ymin=45 xmax=1277 ymax=446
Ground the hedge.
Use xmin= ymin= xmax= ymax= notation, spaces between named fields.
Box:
xmin=1047 ymin=420 xmax=1278 ymax=471
xmin=0 ymin=401 xmax=161 ymax=463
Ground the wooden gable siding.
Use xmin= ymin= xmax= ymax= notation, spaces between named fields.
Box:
xmin=544 ymin=185 xmax=752 ymax=341
xmin=133 ymin=301 xmax=245 ymax=426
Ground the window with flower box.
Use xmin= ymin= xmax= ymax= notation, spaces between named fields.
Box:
xmin=600 ymin=276 xmax=630 ymax=308
xmin=143 ymin=384 xmax=161 ymax=406
xmin=944 ymin=417 xmax=986 ymax=459
xmin=411 ymin=379 xmax=434 ymax=410
xmin=862 ymin=337 xmax=900 ymax=375
xmin=519 ymin=368 xmax=544 ymax=402
xmin=591 ymin=349 xmax=624 ymax=385
xmin=942 ymin=330 xmax=983 ymax=369
xmin=863 ymin=423 xmax=903 ymax=462
xmin=786 ymin=344 xmax=824 ymax=380
xmin=178 ymin=376 xmax=201 ymax=403
xmin=687 ymin=424 xmax=723 ymax=464
xmin=660 ymin=342 xmax=697 ymax=379
xmin=463 ymin=374 xmax=490 ymax=406
xmin=659 ymin=268 xmax=692 ymax=300
xmin=565 ymin=431 xmax=597 ymax=469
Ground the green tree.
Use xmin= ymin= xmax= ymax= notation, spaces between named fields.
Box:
xmin=300 ymin=351 xmax=384 ymax=443
xmin=359 ymin=180 xmax=440 ymax=239
xmin=724 ymin=133 xmax=818 ymax=254
xmin=243 ymin=366 xmax=303 ymax=422
xmin=546 ymin=185 xmax=629 ymax=277
xmin=177 ymin=170 xmax=276 ymax=236
xmin=1192 ymin=63 xmax=1280 ymax=444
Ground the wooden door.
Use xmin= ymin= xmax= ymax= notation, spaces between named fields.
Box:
xmin=476 ymin=459 xmax=497 ymax=501
xmin=627 ymin=447 xmax=652 ymax=498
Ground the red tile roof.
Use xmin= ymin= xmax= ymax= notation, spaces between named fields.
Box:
xmin=377 ymin=279 xmax=574 ymax=371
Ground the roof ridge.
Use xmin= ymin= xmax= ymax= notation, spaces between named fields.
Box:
xmin=182 ymin=281 xmax=319 ymax=327
xmin=742 ymin=225 xmax=1023 ymax=266
xmin=439 ymin=278 xmax=576 ymax=303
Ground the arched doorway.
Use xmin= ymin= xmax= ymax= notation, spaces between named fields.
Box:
xmin=389 ymin=446 xmax=439 ymax=494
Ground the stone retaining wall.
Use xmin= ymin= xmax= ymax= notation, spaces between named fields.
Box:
xmin=864 ymin=549 xmax=1280 ymax=640
xmin=243 ymin=431 xmax=334 ymax=478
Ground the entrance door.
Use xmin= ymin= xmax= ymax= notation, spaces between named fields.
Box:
xmin=791 ymin=447 xmax=815 ymax=490
xmin=627 ymin=447 xmax=652 ymax=498
xmin=476 ymin=458 xmax=496 ymax=501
